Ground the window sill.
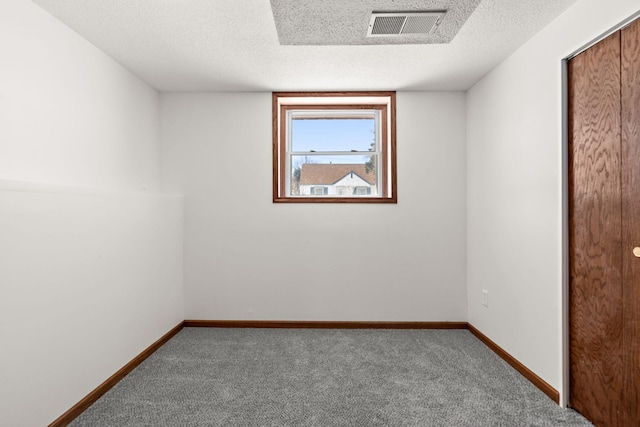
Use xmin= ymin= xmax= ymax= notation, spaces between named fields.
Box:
xmin=273 ymin=197 xmax=397 ymax=204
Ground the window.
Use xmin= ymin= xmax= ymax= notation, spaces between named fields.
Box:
xmin=354 ymin=186 xmax=371 ymax=195
xmin=312 ymin=186 xmax=328 ymax=196
xmin=273 ymin=92 xmax=397 ymax=203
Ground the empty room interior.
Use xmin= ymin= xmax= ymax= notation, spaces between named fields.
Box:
xmin=2 ymin=0 xmax=640 ymax=426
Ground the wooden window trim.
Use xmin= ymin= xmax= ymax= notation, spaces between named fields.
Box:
xmin=272 ymin=91 xmax=397 ymax=204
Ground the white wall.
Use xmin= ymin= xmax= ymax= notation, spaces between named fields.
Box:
xmin=467 ymin=0 xmax=640 ymax=404
xmin=0 ymin=189 xmax=183 ymax=426
xmin=0 ymin=1 xmax=184 ymax=425
xmin=161 ymin=92 xmax=467 ymax=321
xmin=0 ymin=0 xmax=159 ymax=192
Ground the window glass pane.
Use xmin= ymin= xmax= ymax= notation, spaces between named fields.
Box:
xmin=290 ymin=155 xmax=377 ymax=197
xmin=291 ymin=118 xmax=375 ymax=153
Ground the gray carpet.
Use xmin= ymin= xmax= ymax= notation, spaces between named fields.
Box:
xmin=70 ymin=328 xmax=592 ymax=426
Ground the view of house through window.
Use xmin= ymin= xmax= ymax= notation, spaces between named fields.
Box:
xmin=273 ymin=92 xmax=396 ymax=203
xmin=290 ymin=115 xmax=378 ymax=197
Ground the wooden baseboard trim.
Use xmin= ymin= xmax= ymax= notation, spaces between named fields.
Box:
xmin=183 ymin=319 xmax=468 ymax=329
xmin=467 ymin=324 xmax=560 ymax=404
xmin=48 ymin=321 xmax=184 ymax=427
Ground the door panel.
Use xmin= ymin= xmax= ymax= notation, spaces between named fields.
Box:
xmin=621 ymin=18 xmax=640 ymax=426
xmin=568 ymin=31 xmax=624 ymax=426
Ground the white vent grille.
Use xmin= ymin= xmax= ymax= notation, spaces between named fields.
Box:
xmin=367 ymin=12 xmax=444 ymax=37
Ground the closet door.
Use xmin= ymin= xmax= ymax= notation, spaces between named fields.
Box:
xmin=621 ymin=17 xmax=640 ymax=426
xmin=568 ymin=17 xmax=640 ymax=427
xmin=568 ymin=30 xmax=623 ymax=427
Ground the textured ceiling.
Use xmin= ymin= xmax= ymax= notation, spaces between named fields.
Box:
xmin=31 ymin=0 xmax=580 ymax=92
xmin=271 ymin=0 xmax=483 ymax=45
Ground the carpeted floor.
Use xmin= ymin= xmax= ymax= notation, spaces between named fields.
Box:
xmin=69 ymin=328 xmax=592 ymax=426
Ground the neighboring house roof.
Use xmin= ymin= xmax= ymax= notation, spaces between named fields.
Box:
xmin=299 ymin=163 xmax=375 ymax=185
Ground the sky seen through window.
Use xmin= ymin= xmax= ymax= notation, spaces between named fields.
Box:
xmin=291 ymin=118 xmax=375 ymax=165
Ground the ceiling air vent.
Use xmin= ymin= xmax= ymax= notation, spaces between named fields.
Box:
xmin=367 ymin=12 xmax=445 ymax=37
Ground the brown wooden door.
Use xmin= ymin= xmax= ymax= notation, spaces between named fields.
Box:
xmin=621 ymin=18 xmax=640 ymax=426
xmin=568 ymin=18 xmax=640 ymax=427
